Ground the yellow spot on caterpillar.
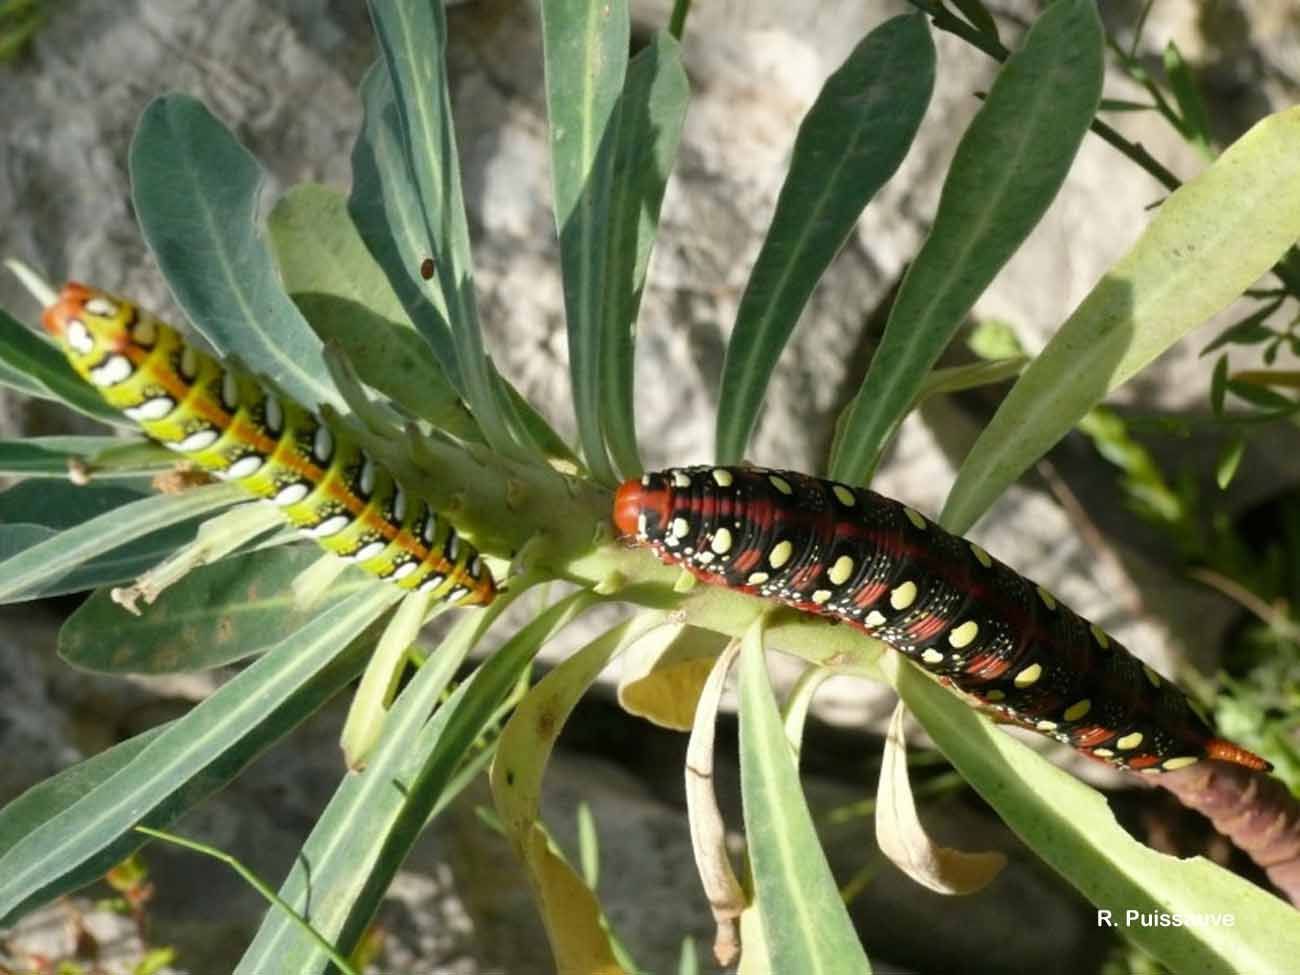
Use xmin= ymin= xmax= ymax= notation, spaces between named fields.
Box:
xmin=921 ymin=649 xmax=944 ymax=665
xmin=832 ymin=485 xmax=855 ymax=507
xmin=769 ymin=540 xmax=793 ymax=569
xmin=1140 ymin=768 xmax=1163 ymax=776
xmin=672 ymin=517 xmax=691 ymax=539
xmin=1063 ymin=699 xmax=1092 ymax=722
xmin=828 ymin=555 xmax=854 ymax=586
xmin=1142 ymin=665 xmax=1161 ymax=688
xmin=1163 ymin=756 xmax=1199 ymax=771
xmin=1036 ymin=720 xmax=1058 ymax=732
xmin=864 ymin=610 xmax=886 ymax=627
xmin=769 ymin=474 xmax=793 ymax=495
xmin=1036 ymin=586 xmax=1056 ymax=610
xmin=948 ymin=620 xmax=979 ymax=649
xmin=673 ymin=471 xmax=691 ymax=488
xmin=904 ymin=507 xmax=926 ymax=530
xmin=1090 ymin=622 xmax=1110 ymax=648
xmin=1116 ymin=732 xmax=1143 ymax=751
xmin=711 ymin=528 xmax=733 ymax=554
xmin=1013 ymin=663 xmax=1042 ymax=688
xmin=711 ymin=468 xmax=734 ymax=487
xmin=985 ymin=689 xmax=1005 ymax=702
xmin=889 ymin=580 xmax=917 ymax=610
xmin=1093 ymin=748 xmax=1114 ymax=758
xmin=747 ymin=572 xmax=770 ymax=585
xmin=811 ymin=589 xmax=832 ymax=605
xmin=970 ymin=543 xmax=992 ymax=568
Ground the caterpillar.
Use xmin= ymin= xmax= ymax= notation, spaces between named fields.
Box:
xmin=41 ymin=282 xmax=495 ymax=606
xmin=614 ymin=465 xmax=1271 ymax=776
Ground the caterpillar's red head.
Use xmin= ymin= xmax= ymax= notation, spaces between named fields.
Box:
xmin=613 ymin=479 xmax=645 ymax=537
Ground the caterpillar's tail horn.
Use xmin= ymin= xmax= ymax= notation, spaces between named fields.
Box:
xmin=1206 ymin=737 xmax=1273 ymax=772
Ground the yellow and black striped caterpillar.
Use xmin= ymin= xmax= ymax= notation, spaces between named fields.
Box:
xmin=43 ymin=282 xmax=495 ymax=606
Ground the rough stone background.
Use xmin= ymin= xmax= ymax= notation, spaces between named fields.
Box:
xmin=1 ymin=1 xmax=1299 ymax=973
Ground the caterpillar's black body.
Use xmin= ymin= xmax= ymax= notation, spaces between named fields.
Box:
xmin=613 ymin=465 xmax=1269 ymax=775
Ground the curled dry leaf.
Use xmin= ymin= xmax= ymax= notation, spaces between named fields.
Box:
xmin=618 ymin=622 xmax=730 ymax=730
xmin=876 ymin=702 xmax=1007 ymax=895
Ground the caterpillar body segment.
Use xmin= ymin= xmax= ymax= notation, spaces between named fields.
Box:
xmin=614 ymin=465 xmax=1269 ymax=776
xmin=42 ymin=282 xmax=494 ymax=606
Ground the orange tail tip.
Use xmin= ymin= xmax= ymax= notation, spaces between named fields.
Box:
xmin=1206 ymin=737 xmax=1273 ymax=772
xmin=40 ymin=281 xmax=94 ymax=338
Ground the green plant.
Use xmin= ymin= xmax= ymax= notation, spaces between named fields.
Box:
xmin=2 ymin=1 xmax=1300 ymax=973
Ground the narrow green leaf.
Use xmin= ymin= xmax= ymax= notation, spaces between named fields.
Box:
xmin=0 ymin=436 xmax=170 ymax=479
xmin=0 ymin=586 xmax=399 ymax=925
xmin=1201 ymin=296 xmax=1284 ymax=355
xmin=367 ymin=0 xmax=517 ymax=456
xmin=1225 ymin=378 xmax=1294 ymax=411
xmin=943 ymin=105 xmax=1300 ymax=533
xmin=948 ymin=0 xmax=999 ymax=41
xmin=830 ymin=0 xmax=1103 ymax=484
xmin=1163 ymin=40 xmax=1213 ymax=156
xmin=0 ymin=481 xmax=242 ymax=603
xmin=0 ymin=306 xmax=124 ymax=424
xmin=267 ymin=182 xmax=480 ymax=439
xmin=716 ymin=13 xmax=934 ymax=465
xmin=542 ymin=0 xmax=630 ymax=486
xmin=59 ymin=546 xmax=379 ymax=673
xmin=349 ymin=63 xmax=461 ymax=388
xmin=235 ymin=587 xmax=590 ymax=973
xmin=738 ymin=622 xmax=871 ymax=974
xmin=0 ymin=724 xmax=171 ymax=862
xmin=885 ymin=652 xmax=1300 ymax=975
xmin=1216 ymin=436 xmax=1246 ymax=489
xmin=600 ymin=30 xmax=689 ymax=477
xmin=1211 ymin=355 xmax=1229 ymax=416
xmin=129 ymin=94 xmax=345 ymax=414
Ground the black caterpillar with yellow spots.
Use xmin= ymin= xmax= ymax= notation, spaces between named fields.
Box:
xmin=43 ymin=282 xmax=495 ymax=606
xmin=614 ymin=465 xmax=1269 ymax=776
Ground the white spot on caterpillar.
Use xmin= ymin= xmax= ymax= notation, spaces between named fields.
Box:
xmin=828 ymin=555 xmax=854 ymax=586
xmin=420 ymin=573 xmax=446 ymax=592
xmin=832 ymin=484 xmax=855 ymax=507
xmin=131 ymin=317 xmax=157 ymax=347
xmin=1036 ymin=720 xmax=1058 ymax=732
xmin=1116 ymin=732 xmax=1143 ymax=751
xmin=353 ymin=540 xmax=387 ymax=562
xmin=1063 ymin=699 xmax=1092 ymax=722
xmin=768 ymin=540 xmax=793 ymax=569
xmin=225 ymin=454 xmax=264 ymax=480
xmin=672 ymin=471 xmax=691 ymax=488
xmin=970 ymin=543 xmax=992 ymax=568
xmin=811 ymin=589 xmax=831 ymax=605
xmin=1093 ymin=748 xmax=1114 ymax=758
xmin=672 ymin=517 xmax=691 ymax=539
xmin=180 ymin=345 xmax=199 ymax=381
xmin=903 ymin=507 xmax=926 ymax=530
xmin=125 ymin=396 xmax=176 ymax=421
xmin=446 ymin=531 xmax=460 ymax=562
xmin=447 ymin=587 xmax=470 ymax=603
xmin=864 ymin=610 xmax=886 ymax=627
xmin=1013 ymin=663 xmax=1042 ymax=688
xmin=313 ymin=423 xmax=334 ymax=464
xmin=1036 ymin=586 xmax=1056 ymax=611
xmin=921 ymin=649 xmax=944 ymax=665
xmin=264 ymin=392 xmax=284 ymax=435
xmin=174 ymin=428 xmax=219 ymax=452
xmin=711 ymin=468 xmax=733 ymax=487
xmin=66 ymin=319 xmax=94 ymax=354
xmin=221 ymin=371 xmax=240 ymax=411
xmin=640 ymin=474 xmax=650 ymax=486
xmin=392 ymin=561 xmax=418 ymax=581
xmin=1163 ymin=756 xmax=1199 ymax=771
xmin=636 ymin=512 xmax=646 ymax=536
xmin=711 ymin=528 xmax=732 ymax=554
xmin=769 ymin=474 xmax=793 ymax=495
xmin=308 ymin=514 xmax=350 ymax=538
xmin=468 ymin=555 xmax=482 ymax=579
xmin=889 ymin=580 xmax=917 ymax=610
xmin=274 ymin=482 xmax=311 ymax=507
xmin=90 ymin=355 xmax=132 ymax=387
xmin=948 ymin=620 xmax=979 ymax=649
xmin=85 ymin=297 xmax=117 ymax=316
xmin=747 ymin=572 xmax=769 ymax=585
xmin=359 ymin=454 xmax=376 ymax=496
xmin=392 ymin=485 xmax=406 ymax=522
